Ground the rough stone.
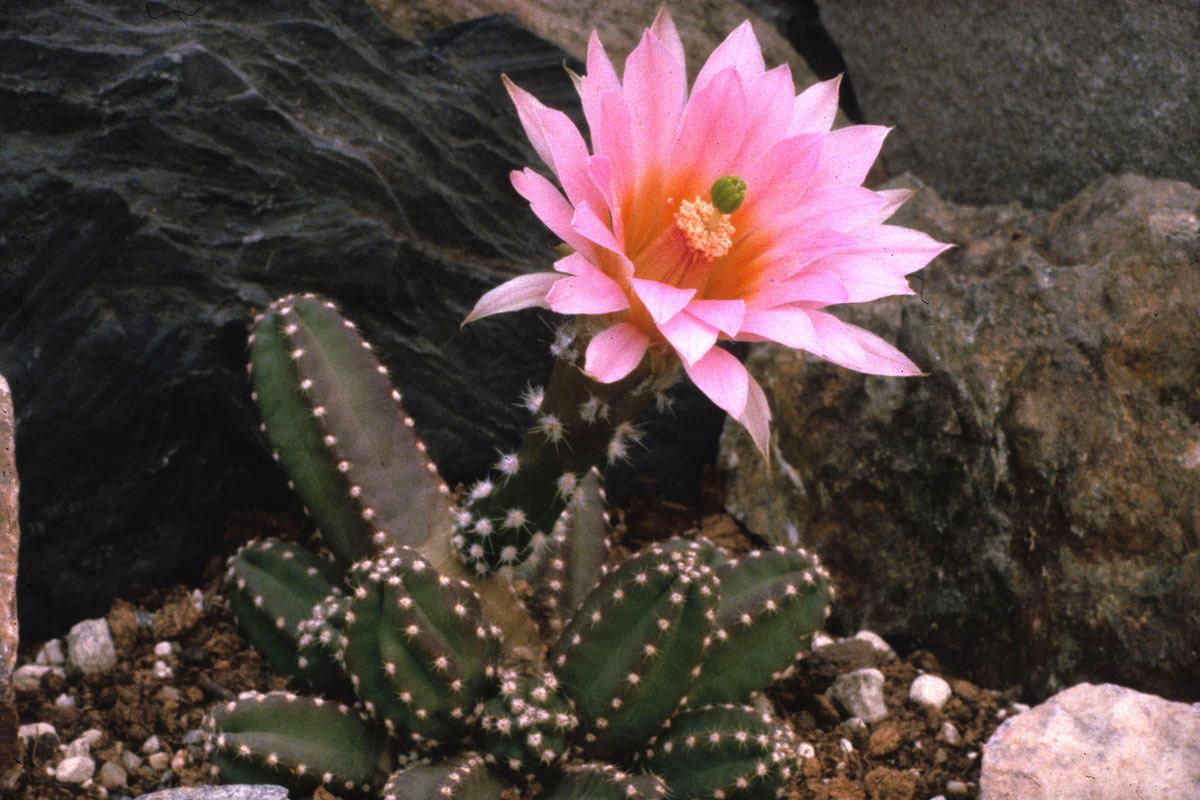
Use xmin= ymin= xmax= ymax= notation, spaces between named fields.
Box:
xmin=909 ymin=674 xmax=952 ymax=711
xmin=827 ymin=668 xmax=888 ymax=723
xmin=981 ymin=683 xmax=1200 ymax=800
xmin=97 ymin=760 xmax=127 ymax=789
xmin=0 ymin=376 xmax=16 ymax=786
xmin=135 ymin=787 xmax=289 ymax=800
xmin=54 ymin=755 xmax=95 ymax=784
xmin=1 ymin=0 xmax=731 ymax=641
xmin=11 ymin=664 xmax=61 ymax=693
xmin=721 ymin=173 xmax=1200 ymax=700
xmin=818 ymin=0 xmax=1200 ymax=208
xmin=65 ymin=619 xmax=117 ymax=675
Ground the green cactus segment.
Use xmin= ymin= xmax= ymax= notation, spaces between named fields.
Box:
xmin=203 ymin=691 xmax=384 ymax=795
xmin=383 ymin=754 xmax=512 ymax=800
xmin=248 ymin=293 xmax=456 ymax=569
xmin=339 ymin=546 xmax=500 ymax=747
xmin=525 ymin=468 xmax=612 ymax=639
xmin=541 ymin=763 xmax=667 ymax=800
xmin=550 ymin=539 xmax=718 ymax=758
xmin=688 ymin=546 xmax=833 ymax=708
xmin=477 ymin=669 xmax=578 ymax=779
xmin=454 ymin=344 xmax=656 ymax=574
xmin=223 ymin=539 xmax=349 ymax=692
xmin=640 ymin=704 xmax=800 ymax=800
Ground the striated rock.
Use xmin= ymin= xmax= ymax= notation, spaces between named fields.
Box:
xmin=818 ymin=1 xmax=1200 ymax=208
xmin=721 ymin=173 xmax=1200 ymax=699
xmin=1 ymin=0 xmax=730 ymax=640
xmin=981 ymin=683 xmax=1200 ymax=800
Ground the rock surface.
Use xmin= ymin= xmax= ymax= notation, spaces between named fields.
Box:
xmin=721 ymin=173 xmax=1200 ymax=700
xmin=0 ymin=375 xmax=16 ymax=787
xmin=818 ymin=0 xmax=1200 ymax=208
xmin=135 ymin=788 xmax=289 ymax=800
xmin=980 ymin=683 xmax=1200 ymax=800
xmin=0 ymin=0 xmax=731 ymax=640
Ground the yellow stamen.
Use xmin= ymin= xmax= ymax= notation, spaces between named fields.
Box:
xmin=674 ymin=197 xmax=734 ymax=260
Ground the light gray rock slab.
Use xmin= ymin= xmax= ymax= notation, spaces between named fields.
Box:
xmin=981 ymin=682 xmax=1200 ymax=800
xmin=135 ymin=787 xmax=289 ymax=800
xmin=819 ymin=0 xmax=1200 ymax=208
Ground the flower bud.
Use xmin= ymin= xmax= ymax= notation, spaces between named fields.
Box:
xmin=709 ymin=175 xmax=747 ymax=214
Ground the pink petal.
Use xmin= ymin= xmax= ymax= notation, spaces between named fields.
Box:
xmin=462 ymin=272 xmax=559 ymax=325
xmin=594 ymin=90 xmax=639 ymax=203
xmin=806 ymin=225 xmax=952 ymax=302
xmin=871 ymin=188 xmax=915 ymax=223
xmin=584 ymin=322 xmax=650 ymax=383
xmin=737 ymin=65 xmax=796 ymax=162
xmin=812 ymin=125 xmax=890 ymax=188
xmin=739 ymin=133 xmax=824 ymax=223
xmin=747 ymin=271 xmax=850 ymax=309
xmin=578 ymin=31 xmax=622 ymax=138
xmin=808 ymin=311 xmax=925 ymax=376
xmin=684 ymin=347 xmax=749 ymax=419
xmin=649 ymin=7 xmax=686 ymax=77
xmin=658 ymin=310 xmax=719 ymax=366
xmin=737 ymin=374 xmax=772 ymax=459
xmin=790 ymin=75 xmax=842 ymax=134
xmin=694 ymin=20 xmax=765 ymax=93
xmin=510 ymin=169 xmax=597 ymax=260
xmin=586 ymin=154 xmax=625 ymax=246
xmin=572 ymin=200 xmax=625 ymax=258
xmin=685 ymin=299 xmax=745 ymax=336
xmin=546 ymin=255 xmax=630 ymax=315
xmin=777 ymin=185 xmax=890 ymax=233
xmin=631 ymin=278 xmax=695 ymax=324
xmin=504 ymin=77 xmax=603 ymax=212
xmin=737 ymin=307 xmax=819 ymax=351
xmin=624 ymin=27 xmax=686 ymax=168
xmin=671 ymin=67 xmax=748 ymax=179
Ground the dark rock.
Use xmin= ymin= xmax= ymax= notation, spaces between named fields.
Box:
xmin=721 ymin=173 xmax=1200 ymax=701
xmin=0 ymin=1 xmax=716 ymax=640
xmin=816 ymin=0 xmax=1200 ymax=208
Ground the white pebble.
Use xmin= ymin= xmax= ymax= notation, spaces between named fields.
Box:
xmin=929 ymin=796 xmax=947 ymax=800
xmin=120 ymin=750 xmax=144 ymax=771
xmin=171 ymin=749 xmax=187 ymax=772
xmin=941 ymin=721 xmax=961 ymax=745
xmin=153 ymin=641 xmax=173 ymax=657
xmin=55 ymin=755 xmax=96 ymax=784
xmin=797 ymin=742 xmax=816 ymax=759
xmin=18 ymin=722 xmax=56 ymax=744
xmin=840 ymin=716 xmax=868 ymax=735
xmin=54 ymin=693 xmax=75 ymax=708
xmin=13 ymin=664 xmax=60 ymax=692
xmin=142 ymin=734 xmax=162 ymax=754
xmin=910 ymin=674 xmax=953 ymax=710
xmin=153 ymin=660 xmax=173 ymax=679
xmin=853 ymin=629 xmax=896 ymax=658
xmin=147 ymin=751 xmax=170 ymax=771
xmin=811 ymin=631 xmax=838 ymax=649
xmin=1010 ymin=702 xmax=1031 ymax=714
xmin=35 ymin=639 xmax=66 ymax=666
xmin=946 ymin=780 xmax=969 ymax=795
xmin=827 ymin=668 xmax=889 ymax=723
xmin=65 ymin=618 xmax=117 ymax=675
xmin=838 ymin=738 xmax=854 ymax=754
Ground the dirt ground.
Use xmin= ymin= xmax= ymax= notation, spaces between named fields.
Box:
xmin=10 ymin=473 xmax=1012 ymax=800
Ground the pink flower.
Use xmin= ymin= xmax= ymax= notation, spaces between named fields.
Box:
xmin=465 ymin=9 xmax=950 ymax=455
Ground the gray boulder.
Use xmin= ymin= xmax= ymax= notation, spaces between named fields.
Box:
xmin=981 ymin=683 xmax=1200 ymax=800
xmin=818 ymin=1 xmax=1200 ymax=208
xmin=721 ymin=173 xmax=1200 ymax=699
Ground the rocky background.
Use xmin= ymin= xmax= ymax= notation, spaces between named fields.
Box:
xmin=2 ymin=0 xmax=1198 ymax=715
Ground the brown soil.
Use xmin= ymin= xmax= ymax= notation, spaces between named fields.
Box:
xmin=10 ymin=473 xmax=1011 ymax=799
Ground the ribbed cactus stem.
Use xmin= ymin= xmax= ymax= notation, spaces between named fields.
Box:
xmin=455 ymin=344 xmax=658 ymax=573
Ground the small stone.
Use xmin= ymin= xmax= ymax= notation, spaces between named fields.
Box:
xmin=840 ymin=716 xmax=868 ymax=736
xmin=153 ymin=660 xmax=173 ymax=679
xmin=153 ymin=641 xmax=173 ymax=657
xmin=147 ymin=751 xmax=170 ymax=771
xmin=1010 ymin=702 xmax=1031 ymax=714
xmin=142 ymin=734 xmax=162 ymax=754
xmin=65 ymin=618 xmax=118 ymax=675
xmin=13 ymin=664 xmax=59 ymax=692
xmin=868 ymin=722 xmax=903 ymax=757
xmin=945 ymin=780 xmax=969 ymax=795
xmin=930 ymin=796 xmax=947 ymax=800
xmin=828 ymin=668 xmax=889 ymax=723
xmin=55 ymin=755 xmax=96 ymax=784
xmin=97 ymin=761 xmax=127 ymax=789
xmin=35 ymin=639 xmax=66 ymax=665
xmin=909 ymin=674 xmax=953 ymax=710
xmin=17 ymin=722 xmax=56 ymax=744
xmin=171 ymin=749 xmax=187 ymax=772
xmin=812 ymin=631 xmax=838 ymax=649
xmin=54 ymin=693 xmax=75 ymax=707
xmin=934 ymin=747 xmax=948 ymax=764
xmin=119 ymin=750 xmax=143 ymax=771
xmin=798 ymin=742 xmax=816 ymax=759
xmin=940 ymin=721 xmax=961 ymax=745
xmin=838 ymin=737 xmax=854 ymax=754
xmin=853 ymin=630 xmax=897 ymax=659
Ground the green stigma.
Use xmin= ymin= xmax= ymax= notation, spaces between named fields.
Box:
xmin=710 ymin=175 xmax=747 ymax=214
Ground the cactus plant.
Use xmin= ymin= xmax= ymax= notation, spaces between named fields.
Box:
xmin=205 ymin=292 xmax=835 ymax=799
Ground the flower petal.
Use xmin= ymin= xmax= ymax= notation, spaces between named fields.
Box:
xmin=737 ymin=64 xmax=796 ymax=162
xmin=462 ymin=272 xmax=559 ymax=325
xmin=624 ymin=26 xmax=686 ymax=168
xmin=737 ymin=374 xmax=772 ymax=459
xmin=546 ymin=255 xmax=631 ymax=315
xmin=510 ymin=168 xmax=597 ymax=260
xmin=578 ymin=30 xmax=623 ymax=133
xmin=631 ymin=277 xmax=695 ymax=324
xmin=683 ymin=346 xmax=749 ymax=419
xmin=649 ymin=7 xmax=686 ymax=78
xmin=686 ymin=298 xmax=745 ymax=336
xmin=658 ymin=310 xmax=719 ymax=366
xmin=812 ymin=124 xmax=890 ymax=187
xmin=790 ymin=75 xmax=842 ymax=134
xmin=694 ymin=20 xmax=765 ymax=93
xmin=738 ymin=307 xmax=819 ymax=351
xmin=746 ymin=271 xmax=850 ymax=309
xmin=671 ymin=66 xmax=749 ymax=179
xmin=808 ymin=311 xmax=925 ymax=376
xmin=584 ymin=322 xmax=650 ymax=383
